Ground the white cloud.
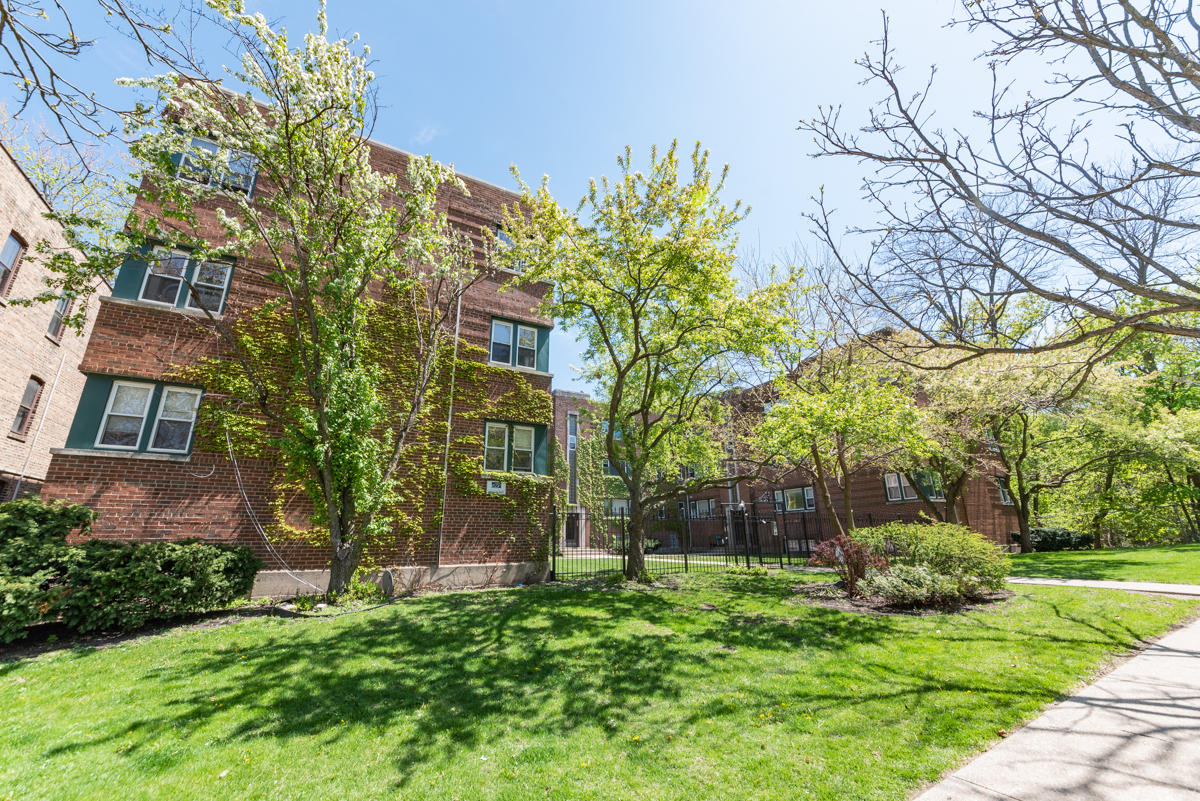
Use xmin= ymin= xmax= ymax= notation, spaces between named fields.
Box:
xmin=412 ymin=125 xmax=442 ymax=146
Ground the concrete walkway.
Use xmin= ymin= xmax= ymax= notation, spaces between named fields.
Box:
xmin=914 ymin=616 xmax=1200 ymax=800
xmin=1008 ymin=576 xmax=1200 ymax=597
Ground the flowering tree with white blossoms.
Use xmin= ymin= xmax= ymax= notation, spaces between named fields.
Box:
xmin=57 ymin=1 xmax=489 ymax=594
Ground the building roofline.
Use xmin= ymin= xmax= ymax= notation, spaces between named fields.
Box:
xmin=0 ymin=141 xmax=54 ymax=213
xmin=364 ymin=137 xmax=520 ymax=199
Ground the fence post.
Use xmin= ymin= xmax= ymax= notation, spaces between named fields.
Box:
xmin=620 ymin=507 xmax=626 ymax=577
xmin=550 ymin=505 xmax=558 ymax=580
xmin=683 ymin=502 xmax=691 ymax=574
xmin=777 ymin=507 xmax=785 ymax=570
xmin=800 ymin=513 xmax=809 ymax=557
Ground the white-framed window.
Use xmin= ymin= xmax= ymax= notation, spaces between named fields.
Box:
xmin=148 ymin=387 xmax=202 ymax=453
xmin=511 ymin=425 xmax=534 ymax=473
xmin=516 ymin=325 xmax=537 ymax=369
xmin=47 ymin=294 xmax=71 ymax=340
xmin=0 ymin=232 xmax=24 ymax=296
xmin=606 ymin=498 xmax=631 ymax=516
xmin=140 ymin=247 xmax=190 ymax=306
xmin=914 ymin=470 xmax=946 ymax=501
xmin=180 ymin=136 xmax=257 ymax=196
xmin=884 ymin=472 xmax=919 ymax=502
xmin=185 ymin=260 xmax=233 ymax=313
xmin=784 ymin=486 xmax=816 ymax=511
xmin=567 ymin=413 xmax=578 ymax=506
xmin=495 ymin=227 xmax=523 ymax=273
xmin=96 ymin=382 xmax=155 ymax=450
xmin=995 ymin=476 xmax=1014 ymax=505
xmin=489 ymin=320 xmax=512 ymax=365
xmin=483 ymin=422 xmax=509 ymax=472
xmin=689 ymin=498 xmax=716 ymax=518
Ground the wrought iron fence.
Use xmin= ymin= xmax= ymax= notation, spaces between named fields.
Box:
xmin=548 ymin=504 xmax=926 ymax=581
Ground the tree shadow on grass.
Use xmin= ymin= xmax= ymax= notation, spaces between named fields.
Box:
xmin=28 ymin=577 xmax=1161 ymax=789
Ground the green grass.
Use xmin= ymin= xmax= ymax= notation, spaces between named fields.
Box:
xmin=1008 ymin=543 xmax=1200 ymax=584
xmin=1 ymin=573 xmax=1194 ymax=800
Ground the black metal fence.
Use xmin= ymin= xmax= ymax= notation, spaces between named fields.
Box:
xmin=548 ymin=504 xmax=924 ymax=581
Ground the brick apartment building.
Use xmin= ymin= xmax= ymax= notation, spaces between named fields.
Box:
xmin=549 ymin=388 xmax=1020 ymax=552
xmin=39 ymin=138 xmax=558 ymax=594
xmin=0 ymin=144 xmax=103 ymax=502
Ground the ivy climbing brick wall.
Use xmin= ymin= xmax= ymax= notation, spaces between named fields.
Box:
xmin=40 ymin=142 xmax=558 ymax=571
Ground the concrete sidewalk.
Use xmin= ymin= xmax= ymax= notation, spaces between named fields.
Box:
xmin=1009 ymin=576 xmax=1200 ymax=597
xmin=914 ymin=617 xmax=1200 ymax=800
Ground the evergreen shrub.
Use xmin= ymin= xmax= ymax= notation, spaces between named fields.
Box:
xmin=0 ymin=497 xmax=261 ymax=641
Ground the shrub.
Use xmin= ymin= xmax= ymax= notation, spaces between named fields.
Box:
xmin=334 ymin=575 xmax=386 ymax=605
xmin=808 ymin=535 xmax=889 ymax=597
xmin=854 ymin=522 xmax=1008 ymax=591
xmin=0 ymin=496 xmax=262 ymax=638
xmin=643 ymin=538 xmax=661 ymax=553
xmin=0 ymin=571 xmax=51 ymax=643
xmin=55 ymin=539 xmax=262 ymax=632
xmin=862 ymin=565 xmax=962 ymax=606
xmin=1010 ymin=527 xmax=1092 ymax=552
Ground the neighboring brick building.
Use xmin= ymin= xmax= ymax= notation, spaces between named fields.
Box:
xmin=549 ymin=387 xmax=1020 ymax=552
xmin=0 ymin=144 xmax=103 ymax=501
xmin=40 ymin=138 xmax=557 ymax=593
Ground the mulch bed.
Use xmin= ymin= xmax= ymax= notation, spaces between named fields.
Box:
xmin=790 ymin=581 xmax=1014 ymax=616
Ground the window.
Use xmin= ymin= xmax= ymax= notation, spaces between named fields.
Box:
xmin=784 ymin=486 xmax=816 ymax=512
xmin=511 ymin=425 xmax=534 ymax=473
xmin=185 ymin=260 xmax=233 ymax=313
xmin=484 ymin=422 xmax=508 ymax=471
xmin=489 ymin=320 xmax=512 ymax=364
xmin=148 ymin=387 xmax=201 ymax=452
xmin=10 ymin=377 xmax=43 ymax=436
xmin=567 ymin=414 xmax=578 ymax=506
xmin=884 ymin=472 xmax=919 ymax=502
xmin=495 ymin=227 xmax=523 ymax=272
xmin=689 ymin=498 xmax=716 ymax=518
xmin=47 ymin=294 xmax=71 ymax=340
xmin=0 ymin=233 xmax=23 ymax=296
xmin=140 ymin=248 xmax=190 ymax=306
xmin=995 ymin=476 xmax=1014 ymax=505
xmin=516 ymin=325 xmax=537 ymax=369
xmin=912 ymin=469 xmax=946 ymax=501
xmin=600 ymin=420 xmax=622 ymax=439
xmin=96 ymin=382 xmax=154 ymax=449
xmin=180 ymin=136 xmax=257 ymax=196
xmin=606 ymin=498 xmax=630 ymax=516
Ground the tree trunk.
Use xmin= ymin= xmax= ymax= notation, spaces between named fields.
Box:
xmin=624 ymin=505 xmax=646 ymax=581
xmin=328 ymin=536 xmax=367 ymax=595
xmin=1090 ymin=462 xmax=1116 ymax=550
xmin=811 ymin=444 xmax=847 ymax=539
xmin=836 ymin=440 xmax=855 ymax=530
xmin=1015 ymin=492 xmax=1034 ymax=554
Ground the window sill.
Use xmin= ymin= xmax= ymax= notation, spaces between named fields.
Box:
xmin=49 ymin=447 xmax=192 ymax=463
xmin=480 ymin=470 xmax=552 ymax=481
xmin=44 ymin=332 xmax=61 ymax=346
xmin=487 ymin=361 xmax=552 ymax=379
xmin=8 ymin=431 xmax=27 ymax=443
xmin=0 ymin=296 xmax=7 ymax=307
xmin=100 ymin=294 xmax=225 ymax=322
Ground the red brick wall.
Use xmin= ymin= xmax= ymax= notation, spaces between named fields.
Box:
xmin=41 ymin=145 xmax=556 ymax=569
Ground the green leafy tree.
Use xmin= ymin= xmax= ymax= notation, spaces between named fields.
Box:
xmin=55 ymin=3 xmax=490 ymax=593
xmin=502 ymin=142 xmax=782 ymax=579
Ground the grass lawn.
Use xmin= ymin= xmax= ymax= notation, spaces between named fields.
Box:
xmin=1008 ymin=543 xmax=1200 ymax=584
xmin=1 ymin=573 xmax=1195 ymax=800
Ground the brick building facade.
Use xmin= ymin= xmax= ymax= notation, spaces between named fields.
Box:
xmin=39 ymin=139 xmax=558 ymax=593
xmin=0 ymin=144 xmax=103 ymax=501
xmin=549 ymin=388 xmax=1020 ymax=551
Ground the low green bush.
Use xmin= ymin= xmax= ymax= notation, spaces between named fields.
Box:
xmin=1011 ymin=527 xmax=1093 ymax=552
xmin=853 ymin=522 xmax=1008 ymax=591
xmin=862 ymin=565 xmax=962 ymax=606
xmin=0 ymin=497 xmax=262 ymax=640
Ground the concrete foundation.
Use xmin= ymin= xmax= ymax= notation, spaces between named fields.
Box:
xmin=250 ymin=561 xmax=551 ymax=599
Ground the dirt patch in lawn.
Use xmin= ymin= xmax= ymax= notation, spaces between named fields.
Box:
xmin=790 ymin=581 xmax=1014 ymax=616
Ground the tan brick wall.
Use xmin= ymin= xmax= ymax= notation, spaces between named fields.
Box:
xmin=0 ymin=145 xmax=101 ymax=498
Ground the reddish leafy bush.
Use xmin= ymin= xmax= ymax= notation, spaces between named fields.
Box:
xmin=808 ymin=535 xmax=889 ymax=597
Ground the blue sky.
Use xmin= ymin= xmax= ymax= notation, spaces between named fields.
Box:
xmin=23 ymin=0 xmax=1041 ymax=392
